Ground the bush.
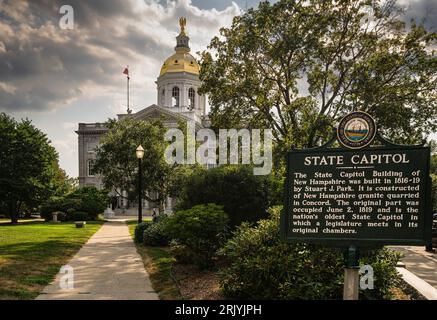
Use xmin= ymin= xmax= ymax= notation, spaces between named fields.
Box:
xmin=143 ymin=219 xmax=169 ymax=246
xmin=39 ymin=186 xmax=108 ymax=221
xmin=169 ymin=240 xmax=197 ymax=264
xmin=175 ymin=166 xmax=281 ymax=228
xmin=359 ymin=248 xmax=403 ymax=300
xmin=72 ymin=211 xmax=89 ymax=221
xmin=154 ymin=213 xmax=168 ymax=223
xmin=40 ymin=197 xmax=81 ymax=220
xmin=219 ymin=206 xmax=402 ymax=300
xmin=68 ymin=186 xmax=108 ymax=219
xmin=135 ymin=221 xmax=153 ymax=243
xmin=163 ymin=204 xmax=229 ymax=268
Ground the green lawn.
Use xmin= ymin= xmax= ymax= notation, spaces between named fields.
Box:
xmin=0 ymin=221 xmax=103 ymax=300
xmin=0 ymin=218 xmax=44 ymax=224
xmin=127 ymin=220 xmax=181 ymax=300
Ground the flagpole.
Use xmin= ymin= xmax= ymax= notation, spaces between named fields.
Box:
xmin=123 ymin=65 xmax=131 ymax=114
xmin=127 ymin=74 xmax=130 ymax=114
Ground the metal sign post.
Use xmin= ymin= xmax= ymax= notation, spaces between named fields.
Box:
xmin=343 ymin=246 xmax=360 ymax=300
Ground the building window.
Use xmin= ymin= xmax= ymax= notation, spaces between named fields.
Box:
xmin=172 ymin=86 xmax=180 ymax=107
xmin=161 ymin=89 xmax=165 ymax=106
xmin=188 ymin=88 xmax=195 ymax=110
xmin=87 ymin=139 xmax=97 ymax=153
xmin=88 ymin=159 xmax=96 ymax=177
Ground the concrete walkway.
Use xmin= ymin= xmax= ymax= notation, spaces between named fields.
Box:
xmin=391 ymin=246 xmax=437 ymax=289
xmin=37 ymin=220 xmax=158 ymax=300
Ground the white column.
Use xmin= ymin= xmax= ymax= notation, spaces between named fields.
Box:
xmin=180 ymin=83 xmax=186 ymax=108
xmin=166 ymin=84 xmax=171 ymax=107
xmin=195 ymin=87 xmax=200 ymax=113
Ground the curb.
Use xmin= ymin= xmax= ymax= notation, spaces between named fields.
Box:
xmin=396 ymin=267 xmax=437 ymax=300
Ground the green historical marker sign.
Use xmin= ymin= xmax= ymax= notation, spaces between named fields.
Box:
xmin=281 ymin=112 xmax=433 ymax=247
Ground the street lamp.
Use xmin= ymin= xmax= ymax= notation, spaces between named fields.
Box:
xmin=136 ymin=145 xmax=144 ymax=223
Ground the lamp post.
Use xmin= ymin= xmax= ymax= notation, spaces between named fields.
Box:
xmin=136 ymin=145 xmax=145 ymax=223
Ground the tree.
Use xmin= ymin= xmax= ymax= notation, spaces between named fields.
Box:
xmin=48 ymin=161 xmax=77 ymax=197
xmin=93 ymin=118 xmax=182 ymax=212
xmin=175 ymin=165 xmax=282 ymax=227
xmin=200 ymin=0 xmax=437 ymax=159
xmin=0 ymin=113 xmax=59 ymax=223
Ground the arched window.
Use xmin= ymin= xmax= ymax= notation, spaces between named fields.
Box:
xmin=88 ymin=160 xmax=96 ymax=177
xmin=188 ymin=88 xmax=195 ymax=110
xmin=161 ymin=89 xmax=165 ymax=106
xmin=172 ymin=86 xmax=180 ymax=107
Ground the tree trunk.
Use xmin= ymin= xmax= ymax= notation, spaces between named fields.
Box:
xmin=10 ymin=212 xmax=18 ymax=224
xmin=158 ymin=201 xmax=165 ymax=214
xmin=8 ymin=203 xmax=18 ymax=224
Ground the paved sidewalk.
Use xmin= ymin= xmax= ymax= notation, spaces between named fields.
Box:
xmin=390 ymin=246 xmax=437 ymax=289
xmin=37 ymin=221 xmax=158 ymax=300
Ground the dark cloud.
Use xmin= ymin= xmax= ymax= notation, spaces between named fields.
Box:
xmin=2 ymin=0 xmax=434 ymax=113
xmin=0 ymin=0 xmax=240 ymax=112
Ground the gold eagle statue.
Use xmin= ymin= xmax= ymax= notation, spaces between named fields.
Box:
xmin=179 ymin=17 xmax=187 ymax=36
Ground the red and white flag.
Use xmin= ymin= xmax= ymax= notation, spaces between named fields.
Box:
xmin=123 ymin=66 xmax=129 ymax=79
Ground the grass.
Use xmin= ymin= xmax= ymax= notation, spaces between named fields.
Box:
xmin=0 ymin=218 xmax=44 ymax=224
xmin=127 ymin=220 xmax=181 ymax=300
xmin=0 ymin=221 xmax=103 ymax=300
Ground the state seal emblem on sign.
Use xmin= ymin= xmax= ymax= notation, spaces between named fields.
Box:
xmin=337 ymin=111 xmax=376 ymax=149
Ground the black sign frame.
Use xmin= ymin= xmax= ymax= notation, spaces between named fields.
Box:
xmin=280 ymin=131 xmax=433 ymax=248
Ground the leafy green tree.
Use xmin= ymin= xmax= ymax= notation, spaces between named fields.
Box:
xmin=0 ymin=113 xmax=59 ymax=223
xmin=200 ymin=0 xmax=437 ymax=159
xmin=175 ymin=165 xmax=282 ymax=227
xmin=48 ymin=162 xmax=77 ymax=197
xmin=93 ymin=118 xmax=182 ymax=212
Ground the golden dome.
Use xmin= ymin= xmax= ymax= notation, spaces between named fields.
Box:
xmin=159 ymin=52 xmax=200 ymax=76
xmin=159 ymin=17 xmax=200 ymax=76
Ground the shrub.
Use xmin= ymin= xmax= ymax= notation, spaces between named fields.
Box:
xmin=169 ymin=240 xmax=197 ymax=264
xmin=68 ymin=186 xmax=108 ymax=219
xmin=154 ymin=213 xmax=168 ymax=223
xmin=359 ymin=248 xmax=403 ymax=300
xmin=163 ymin=204 xmax=229 ymax=268
xmin=65 ymin=208 xmax=75 ymax=221
xmin=143 ymin=219 xmax=169 ymax=246
xmin=39 ymin=186 xmax=108 ymax=221
xmin=135 ymin=221 xmax=153 ymax=243
xmin=175 ymin=166 xmax=281 ymax=228
xmin=72 ymin=211 xmax=89 ymax=221
xmin=40 ymin=197 xmax=81 ymax=220
xmin=219 ymin=206 xmax=402 ymax=300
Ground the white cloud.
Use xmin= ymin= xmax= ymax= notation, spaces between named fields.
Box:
xmin=0 ymin=82 xmax=17 ymax=94
xmin=62 ymin=122 xmax=76 ymax=130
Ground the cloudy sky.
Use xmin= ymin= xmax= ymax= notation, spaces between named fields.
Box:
xmin=0 ymin=0 xmax=436 ymax=178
